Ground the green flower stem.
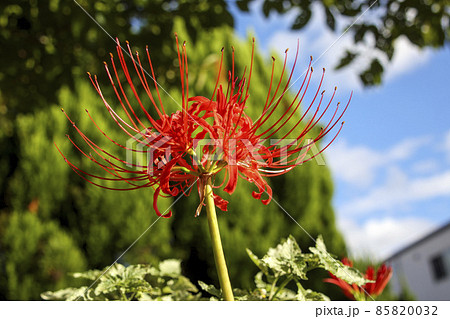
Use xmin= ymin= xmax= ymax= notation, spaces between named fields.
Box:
xmin=205 ymin=178 xmax=234 ymax=301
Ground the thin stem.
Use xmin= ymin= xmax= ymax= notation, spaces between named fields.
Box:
xmin=268 ymin=277 xmax=279 ymax=300
xmin=120 ymin=289 xmax=129 ymax=301
xmin=270 ymin=276 xmax=292 ymax=301
xmin=205 ymin=178 xmax=234 ymax=301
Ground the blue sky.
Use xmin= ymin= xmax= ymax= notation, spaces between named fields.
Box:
xmin=229 ymin=2 xmax=450 ymax=260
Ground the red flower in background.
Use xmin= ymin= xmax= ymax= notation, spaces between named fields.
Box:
xmin=324 ymin=258 xmax=393 ymax=300
xmin=58 ymin=35 xmax=350 ymax=218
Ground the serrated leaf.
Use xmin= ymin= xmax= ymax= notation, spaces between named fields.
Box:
xmin=41 ymin=286 xmax=91 ymax=301
xmin=94 ymin=279 xmax=119 ymax=296
xmin=93 ymin=264 xmax=154 ymax=297
xmin=261 ymin=235 xmax=308 ymax=279
xmin=158 ymin=259 xmax=182 ymax=277
xmin=124 ymin=264 xmax=153 ymax=279
xmin=232 ymin=288 xmax=265 ymax=301
xmin=298 ymin=289 xmax=330 ymax=301
xmin=293 ymin=280 xmax=330 ymax=301
xmin=170 ymin=276 xmax=198 ymax=293
xmin=246 ymin=248 xmax=268 ymax=274
xmin=310 ymin=236 xmax=368 ymax=286
xmin=42 ymin=259 xmax=200 ymax=301
xmin=105 ymin=263 xmax=126 ymax=277
xmin=198 ymin=281 xmax=222 ymax=298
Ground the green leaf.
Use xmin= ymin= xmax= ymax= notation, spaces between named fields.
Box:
xmin=232 ymin=288 xmax=266 ymax=301
xmin=297 ymin=289 xmax=330 ymax=301
xmin=158 ymin=259 xmax=182 ymax=277
xmin=236 ymin=0 xmax=250 ymax=12
xmin=198 ymin=281 xmax=222 ymax=299
xmin=262 ymin=1 xmax=271 ymax=17
xmin=103 ymin=263 xmax=126 ymax=278
xmin=335 ymin=50 xmax=357 ymax=70
xmin=310 ymin=236 xmax=368 ymax=286
xmin=41 ymin=287 xmax=92 ymax=301
xmin=261 ymin=235 xmax=308 ymax=279
xmin=254 ymin=271 xmax=267 ymax=290
xmin=359 ymin=59 xmax=384 ymax=86
xmin=292 ymin=9 xmax=312 ymax=30
xmin=170 ymin=276 xmax=198 ymax=294
xmin=246 ymin=248 xmax=268 ymax=275
xmin=71 ymin=269 xmax=102 ymax=280
xmin=125 ymin=264 xmax=154 ymax=279
xmin=89 ymin=264 xmax=155 ymax=298
xmin=324 ymin=7 xmax=336 ymax=30
xmin=41 ymin=259 xmax=201 ymax=301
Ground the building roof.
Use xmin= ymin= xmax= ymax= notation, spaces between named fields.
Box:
xmin=386 ymin=221 xmax=450 ymax=262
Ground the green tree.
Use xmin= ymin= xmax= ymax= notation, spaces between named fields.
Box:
xmin=237 ymin=0 xmax=449 ymax=86
xmin=0 ymin=0 xmax=233 ymax=116
xmin=0 ymin=211 xmax=86 ymax=300
xmin=52 ymin=83 xmax=174 ymax=268
xmin=3 ymin=81 xmax=175 ymax=300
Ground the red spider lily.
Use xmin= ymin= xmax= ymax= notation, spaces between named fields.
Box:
xmin=58 ymin=35 xmax=350 ymax=218
xmin=324 ymin=258 xmax=393 ymax=300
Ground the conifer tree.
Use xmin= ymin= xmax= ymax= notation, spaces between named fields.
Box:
xmin=0 ymin=211 xmax=86 ymax=300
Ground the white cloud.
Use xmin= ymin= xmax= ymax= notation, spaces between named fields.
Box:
xmin=387 ymin=136 xmax=431 ymax=160
xmin=326 ymin=140 xmax=382 ymax=187
xmin=339 ymin=217 xmax=437 ymax=260
xmin=384 ymin=36 xmax=431 ymax=81
xmin=411 ymin=159 xmax=439 ymax=174
xmin=340 ymin=168 xmax=450 ymax=216
xmin=326 ymin=137 xmax=429 ymax=188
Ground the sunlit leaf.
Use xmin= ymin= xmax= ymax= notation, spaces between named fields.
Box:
xmin=40 ymin=287 xmax=92 ymax=301
xmin=310 ymin=236 xmax=368 ymax=286
xmin=198 ymin=281 xmax=222 ymax=299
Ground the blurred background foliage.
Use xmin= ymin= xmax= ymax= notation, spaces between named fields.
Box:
xmin=237 ymin=0 xmax=449 ymax=86
xmin=1 ymin=0 xmax=444 ymax=300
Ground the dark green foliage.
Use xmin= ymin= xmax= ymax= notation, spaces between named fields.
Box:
xmin=0 ymin=0 xmax=233 ymax=117
xmin=236 ymin=0 xmax=450 ymax=86
xmin=0 ymin=211 xmax=86 ymax=300
xmin=1 ymin=82 xmax=175 ymax=299
xmin=9 ymin=107 xmax=71 ymax=220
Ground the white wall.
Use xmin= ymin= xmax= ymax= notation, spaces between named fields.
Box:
xmin=388 ymin=227 xmax=450 ymax=300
